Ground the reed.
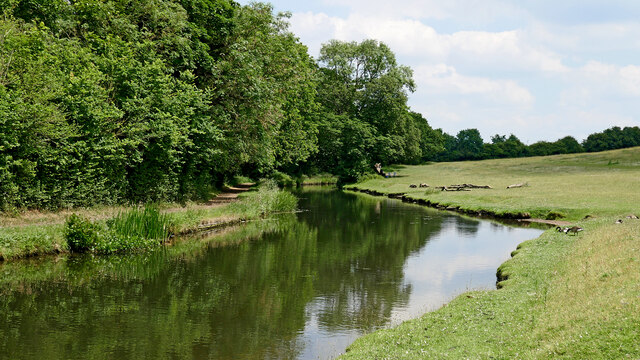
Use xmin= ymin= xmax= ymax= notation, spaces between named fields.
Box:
xmin=107 ymin=205 xmax=171 ymax=241
xmin=230 ymin=180 xmax=298 ymax=217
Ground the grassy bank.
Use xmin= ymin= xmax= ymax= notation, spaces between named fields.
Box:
xmin=0 ymin=181 xmax=297 ymax=260
xmin=341 ymin=148 xmax=640 ymax=359
xmin=347 ymin=147 xmax=640 ymax=221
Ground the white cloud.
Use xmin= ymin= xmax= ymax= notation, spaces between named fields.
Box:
xmin=414 ymin=64 xmax=534 ymax=106
xmin=291 ymin=12 xmax=567 ymax=74
xmin=318 ymin=0 xmax=525 ymax=24
xmin=580 ymin=61 xmax=640 ymax=96
xmin=281 ymin=0 xmax=640 ymax=142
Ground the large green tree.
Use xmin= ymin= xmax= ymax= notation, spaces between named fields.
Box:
xmin=211 ymin=3 xmax=320 ymax=178
xmin=316 ymin=39 xmax=439 ymax=178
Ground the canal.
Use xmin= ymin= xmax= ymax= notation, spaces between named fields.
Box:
xmin=0 ymin=189 xmax=543 ymax=359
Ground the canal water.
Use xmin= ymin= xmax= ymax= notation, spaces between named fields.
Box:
xmin=0 ymin=189 xmax=543 ymax=359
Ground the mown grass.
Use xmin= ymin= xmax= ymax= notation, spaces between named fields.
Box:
xmin=348 ymin=147 xmax=640 ymax=220
xmin=341 ymin=147 xmax=640 ymax=359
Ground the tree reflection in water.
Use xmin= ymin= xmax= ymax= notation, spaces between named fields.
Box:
xmin=0 ymin=189 xmax=541 ymax=360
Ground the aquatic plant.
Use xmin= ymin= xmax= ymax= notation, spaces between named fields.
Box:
xmin=107 ymin=205 xmax=171 ymax=242
xmin=63 ymin=205 xmax=171 ymax=254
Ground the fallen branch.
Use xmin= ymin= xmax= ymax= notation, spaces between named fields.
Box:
xmin=449 ymin=184 xmax=493 ymax=189
xmin=507 ymin=182 xmax=528 ymax=189
xmin=435 ymin=186 xmax=472 ymax=191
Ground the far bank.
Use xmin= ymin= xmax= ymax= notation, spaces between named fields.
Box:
xmin=340 ymin=147 xmax=640 ymax=359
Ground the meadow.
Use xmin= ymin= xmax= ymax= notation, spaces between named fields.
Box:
xmin=341 ymin=147 xmax=640 ymax=359
xmin=349 ymin=147 xmax=640 ymax=221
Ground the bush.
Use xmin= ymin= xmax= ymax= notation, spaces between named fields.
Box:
xmin=64 ymin=214 xmax=100 ymax=252
xmin=271 ymin=171 xmax=296 ymax=187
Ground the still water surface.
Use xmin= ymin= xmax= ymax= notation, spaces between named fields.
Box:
xmin=0 ymin=189 xmax=543 ymax=359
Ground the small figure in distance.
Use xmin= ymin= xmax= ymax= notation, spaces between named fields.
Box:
xmin=409 ymin=184 xmax=417 ymax=188
xmin=419 ymin=183 xmax=429 ymax=188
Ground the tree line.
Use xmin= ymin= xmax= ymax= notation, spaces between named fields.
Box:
xmin=1 ymin=0 xmax=638 ymax=211
xmin=0 ymin=0 xmax=444 ymax=210
xmin=436 ymin=126 xmax=640 ymax=162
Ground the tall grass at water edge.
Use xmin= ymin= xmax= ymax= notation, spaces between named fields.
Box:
xmin=2 ymin=182 xmax=296 ymax=259
xmin=230 ymin=180 xmax=298 ymax=217
xmin=107 ymin=205 xmax=170 ymax=241
xmin=64 ymin=205 xmax=171 ymax=254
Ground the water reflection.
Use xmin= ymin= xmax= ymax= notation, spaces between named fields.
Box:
xmin=0 ymin=189 xmax=543 ymax=359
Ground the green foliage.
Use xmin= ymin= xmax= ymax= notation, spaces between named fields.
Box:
xmin=64 ymin=206 xmax=168 ymax=254
xmin=64 ymin=214 xmax=100 ymax=252
xmin=91 ymin=231 xmax=158 ymax=254
xmin=316 ymin=39 xmax=430 ymax=174
xmin=583 ymin=126 xmax=640 ymax=152
xmin=271 ymin=170 xmax=296 ymax=187
xmin=107 ymin=205 xmax=171 ymax=241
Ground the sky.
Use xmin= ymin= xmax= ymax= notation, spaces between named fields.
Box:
xmin=237 ymin=0 xmax=640 ymax=143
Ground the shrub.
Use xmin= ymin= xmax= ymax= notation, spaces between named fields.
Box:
xmin=271 ymin=171 xmax=296 ymax=187
xmin=64 ymin=214 xmax=100 ymax=252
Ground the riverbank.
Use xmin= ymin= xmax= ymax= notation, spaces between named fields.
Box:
xmin=0 ymin=181 xmax=296 ymax=261
xmin=340 ymin=148 xmax=640 ymax=359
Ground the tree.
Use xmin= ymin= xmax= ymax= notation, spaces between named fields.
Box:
xmin=411 ymin=112 xmax=444 ymax=162
xmin=555 ymin=136 xmax=583 ymax=154
xmin=315 ymin=38 xmax=449 ymax=176
xmin=317 ymin=39 xmax=417 ymax=166
xmin=211 ymin=3 xmax=320 ymax=178
xmin=454 ymin=129 xmax=484 ymax=160
xmin=583 ymin=126 xmax=640 ymax=152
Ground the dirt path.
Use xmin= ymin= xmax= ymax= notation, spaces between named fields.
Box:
xmin=206 ymin=183 xmax=255 ymax=204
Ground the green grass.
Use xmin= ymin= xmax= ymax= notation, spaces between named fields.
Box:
xmin=347 ymin=147 xmax=640 ymax=220
xmin=229 ymin=179 xmax=298 ymax=217
xmin=0 ymin=224 xmax=65 ymax=260
xmin=341 ymin=147 xmax=640 ymax=359
xmin=108 ymin=205 xmax=171 ymax=241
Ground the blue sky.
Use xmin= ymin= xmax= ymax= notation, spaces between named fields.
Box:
xmin=238 ymin=0 xmax=640 ymax=142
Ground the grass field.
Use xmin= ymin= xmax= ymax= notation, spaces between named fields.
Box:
xmin=348 ymin=147 xmax=640 ymax=221
xmin=341 ymin=148 xmax=640 ymax=359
